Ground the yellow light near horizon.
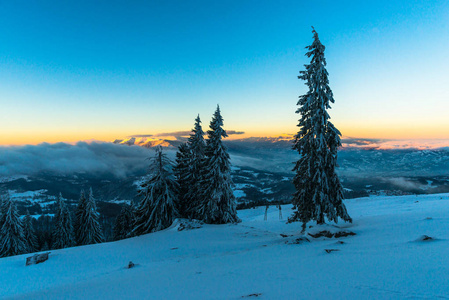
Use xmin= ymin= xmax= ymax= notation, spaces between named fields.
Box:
xmin=0 ymin=130 xmax=130 ymax=146
xmin=337 ymin=122 xmax=449 ymax=140
xmin=2 ymin=121 xmax=449 ymax=146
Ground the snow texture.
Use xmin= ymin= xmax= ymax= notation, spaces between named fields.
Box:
xmin=1 ymin=194 xmax=449 ymax=299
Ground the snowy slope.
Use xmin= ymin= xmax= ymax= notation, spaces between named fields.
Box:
xmin=1 ymin=194 xmax=449 ymax=299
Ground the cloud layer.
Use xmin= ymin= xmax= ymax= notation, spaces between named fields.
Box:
xmin=2 ymin=138 xmax=449 ymax=182
xmin=341 ymin=137 xmax=449 ymax=150
xmin=0 ymin=142 xmax=164 ymax=178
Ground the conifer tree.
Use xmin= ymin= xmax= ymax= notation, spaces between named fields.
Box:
xmin=0 ymin=198 xmax=27 ymax=257
xmin=197 ymin=106 xmax=239 ymax=224
xmin=35 ymin=214 xmax=53 ymax=250
xmin=133 ymin=147 xmax=178 ymax=235
xmin=0 ymin=197 xmax=7 ymax=244
xmin=23 ymin=210 xmax=38 ymax=253
xmin=113 ymin=203 xmax=135 ymax=241
xmin=52 ymin=193 xmax=74 ymax=249
xmin=186 ymin=115 xmax=207 ymax=219
xmin=174 ymin=142 xmax=191 ymax=218
xmin=290 ymin=28 xmax=351 ymax=231
xmin=74 ymin=190 xmax=87 ymax=245
xmin=0 ymin=198 xmax=7 ymax=233
xmin=78 ymin=188 xmax=104 ymax=245
xmin=41 ymin=241 xmax=50 ymax=251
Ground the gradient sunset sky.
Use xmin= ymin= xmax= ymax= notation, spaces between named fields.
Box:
xmin=1 ymin=1 xmax=448 ymax=145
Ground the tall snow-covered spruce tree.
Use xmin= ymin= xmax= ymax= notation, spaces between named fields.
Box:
xmin=52 ymin=193 xmax=74 ymax=249
xmin=75 ymin=188 xmax=104 ymax=246
xmin=0 ymin=198 xmax=27 ymax=257
xmin=185 ymin=115 xmax=207 ymax=218
xmin=174 ymin=142 xmax=191 ymax=218
xmin=133 ymin=146 xmax=178 ymax=235
xmin=74 ymin=190 xmax=87 ymax=245
xmin=196 ymin=105 xmax=239 ymax=224
xmin=23 ymin=210 xmax=38 ymax=253
xmin=113 ymin=203 xmax=135 ymax=241
xmin=290 ymin=28 xmax=352 ymax=231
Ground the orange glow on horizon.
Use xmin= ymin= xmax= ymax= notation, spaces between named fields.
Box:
xmin=1 ymin=125 xmax=449 ymax=147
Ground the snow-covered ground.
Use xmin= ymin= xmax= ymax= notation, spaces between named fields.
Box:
xmin=8 ymin=189 xmax=49 ymax=202
xmin=0 ymin=175 xmax=29 ymax=183
xmin=1 ymin=194 xmax=449 ymax=299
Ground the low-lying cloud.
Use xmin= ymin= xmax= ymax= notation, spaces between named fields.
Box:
xmin=382 ymin=177 xmax=425 ymax=191
xmin=341 ymin=137 xmax=449 ymax=150
xmin=0 ymin=142 xmax=168 ymax=178
xmin=2 ymin=137 xmax=449 ymax=182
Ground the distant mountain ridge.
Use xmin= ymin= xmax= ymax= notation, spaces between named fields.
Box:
xmin=112 ymin=135 xmax=295 ymax=149
xmin=112 ymin=134 xmax=449 ymax=152
xmin=112 ymin=137 xmax=182 ymax=148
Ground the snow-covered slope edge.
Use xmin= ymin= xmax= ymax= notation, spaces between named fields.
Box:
xmin=1 ymin=194 xmax=449 ymax=299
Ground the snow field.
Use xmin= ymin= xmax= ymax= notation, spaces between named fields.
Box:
xmin=1 ymin=193 xmax=449 ymax=299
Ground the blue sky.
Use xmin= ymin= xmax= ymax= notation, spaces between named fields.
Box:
xmin=0 ymin=0 xmax=448 ymax=144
